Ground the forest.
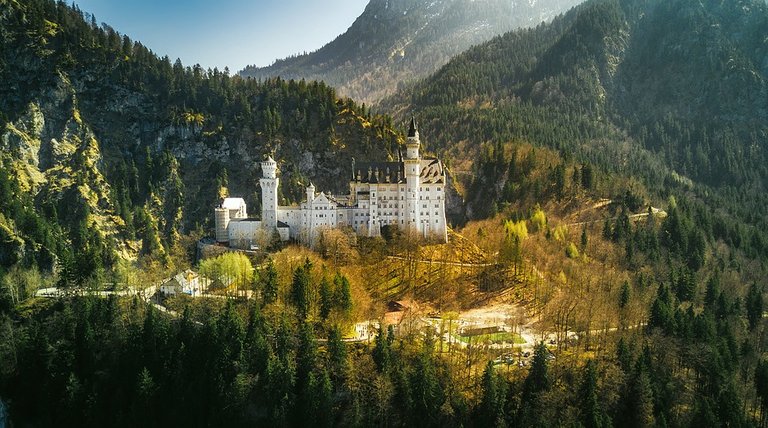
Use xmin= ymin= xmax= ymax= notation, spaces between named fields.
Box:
xmin=1 ymin=0 xmax=768 ymax=426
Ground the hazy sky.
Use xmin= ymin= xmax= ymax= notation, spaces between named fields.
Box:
xmin=73 ymin=0 xmax=368 ymax=72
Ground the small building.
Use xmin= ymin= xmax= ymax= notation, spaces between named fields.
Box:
xmin=160 ymin=269 xmax=208 ymax=296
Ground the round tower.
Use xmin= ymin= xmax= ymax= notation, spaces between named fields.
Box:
xmin=214 ymin=207 xmax=230 ymax=243
xmin=260 ymin=156 xmax=279 ymax=230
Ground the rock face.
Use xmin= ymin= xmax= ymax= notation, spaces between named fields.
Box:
xmin=240 ymin=0 xmax=585 ymax=104
xmin=1 ymin=72 xmax=128 ymax=257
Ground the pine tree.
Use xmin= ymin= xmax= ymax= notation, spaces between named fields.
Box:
xmin=333 ymin=272 xmax=353 ymax=316
xmin=296 ymin=322 xmax=317 ymax=391
xmin=372 ymin=326 xmax=391 ymax=372
xmin=327 ymin=326 xmax=348 ymax=387
xmin=478 ymin=361 xmax=505 ymax=427
xmin=619 ymin=281 xmax=631 ymax=310
xmin=579 ymin=360 xmax=608 ymax=428
xmin=261 ymin=260 xmax=278 ymax=305
xmin=290 ymin=258 xmax=312 ymax=319
xmin=746 ymin=282 xmax=763 ymax=330
xmin=518 ymin=342 xmax=550 ymax=426
xmin=618 ymin=360 xmax=655 ymax=428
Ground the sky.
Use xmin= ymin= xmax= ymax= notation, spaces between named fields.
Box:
xmin=73 ymin=0 xmax=369 ymax=72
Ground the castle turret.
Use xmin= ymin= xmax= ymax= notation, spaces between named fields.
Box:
xmin=306 ymin=182 xmax=316 ymax=204
xmin=260 ymin=156 xmax=279 ymax=230
xmin=404 ymin=117 xmax=421 ymax=232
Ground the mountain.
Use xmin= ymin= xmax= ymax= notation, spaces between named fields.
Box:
xmin=240 ymin=0 xmax=585 ymax=104
xmin=0 ymin=0 xmax=405 ymax=275
xmin=384 ymin=0 xmax=768 ymax=238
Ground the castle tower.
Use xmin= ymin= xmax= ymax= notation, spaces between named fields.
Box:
xmin=260 ymin=156 xmax=279 ymax=230
xmin=404 ymin=117 xmax=421 ymax=233
xmin=214 ymin=207 xmax=230 ymax=243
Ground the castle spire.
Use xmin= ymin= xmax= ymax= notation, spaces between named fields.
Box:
xmin=408 ymin=116 xmax=418 ymax=138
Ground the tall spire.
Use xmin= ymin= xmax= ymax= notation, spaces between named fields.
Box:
xmin=408 ymin=116 xmax=418 ymax=138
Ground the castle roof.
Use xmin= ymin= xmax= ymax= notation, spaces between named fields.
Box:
xmin=352 ymin=158 xmax=445 ymax=184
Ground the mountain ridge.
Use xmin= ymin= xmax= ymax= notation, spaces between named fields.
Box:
xmin=240 ymin=0 xmax=585 ymax=104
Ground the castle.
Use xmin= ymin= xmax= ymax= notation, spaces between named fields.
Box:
xmin=214 ymin=119 xmax=448 ymax=247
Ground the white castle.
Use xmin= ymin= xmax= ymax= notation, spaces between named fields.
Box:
xmin=214 ymin=119 xmax=448 ymax=247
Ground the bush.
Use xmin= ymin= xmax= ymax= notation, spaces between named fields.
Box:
xmin=565 ymin=242 xmax=579 ymax=259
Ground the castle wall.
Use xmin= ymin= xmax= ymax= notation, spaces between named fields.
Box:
xmin=227 ymin=220 xmax=264 ymax=249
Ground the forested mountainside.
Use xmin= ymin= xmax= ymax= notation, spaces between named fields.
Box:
xmin=240 ymin=0 xmax=584 ymax=104
xmin=0 ymin=0 xmax=403 ymax=273
xmin=385 ymin=0 xmax=768 ymax=250
xmin=4 ymin=0 xmax=768 ymax=427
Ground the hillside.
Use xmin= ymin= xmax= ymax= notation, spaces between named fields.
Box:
xmin=240 ymin=0 xmax=584 ymax=104
xmin=383 ymin=0 xmax=768 ymax=252
xmin=0 ymin=0 xmax=406 ymax=275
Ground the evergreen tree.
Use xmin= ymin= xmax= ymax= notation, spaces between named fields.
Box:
xmin=747 ymin=282 xmax=763 ymax=330
xmin=616 ymin=337 xmax=633 ymax=373
xmin=755 ymin=360 xmax=768 ymax=424
xmin=579 ymin=360 xmax=608 ymax=428
xmin=290 ymin=258 xmax=312 ymax=319
xmin=618 ymin=360 xmax=655 ymax=428
xmin=327 ymin=325 xmax=348 ymax=387
xmin=619 ymin=281 xmax=630 ymax=310
xmin=261 ymin=259 xmax=279 ymax=305
xmin=410 ymin=346 xmax=443 ymax=426
xmin=296 ymin=322 xmax=317 ymax=392
xmin=478 ymin=361 xmax=505 ymax=427
xmin=372 ymin=326 xmax=391 ymax=373
xmin=333 ymin=272 xmax=353 ymax=316
xmin=518 ymin=342 xmax=550 ymax=426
